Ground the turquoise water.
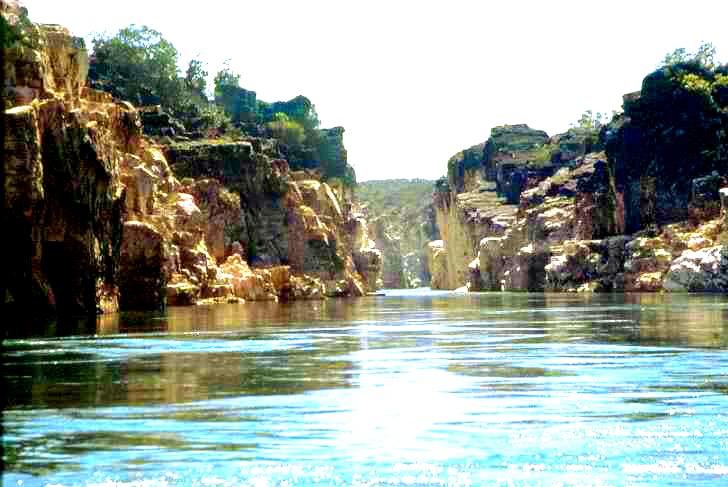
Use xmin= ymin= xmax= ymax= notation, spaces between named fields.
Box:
xmin=3 ymin=291 xmax=728 ymax=485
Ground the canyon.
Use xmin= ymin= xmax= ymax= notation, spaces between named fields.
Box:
xmin=3 ymin=0 xmax=728 ymax=333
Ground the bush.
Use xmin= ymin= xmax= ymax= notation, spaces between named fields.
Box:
xmin=266 ymin=112 xmax=305 ymax=146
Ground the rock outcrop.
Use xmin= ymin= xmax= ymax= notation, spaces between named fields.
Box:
xmin=428 ymin=86 xmax=728 ymax=294
xmin=431 ymin=181 xmax=518 ymax=289
xmin=3 ymin=4 xmax=381 ymax=327
xmin=3 ymin=11 xmax=137 ymax=320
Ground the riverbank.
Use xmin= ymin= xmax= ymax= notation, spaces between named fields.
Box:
xmin=2 ymin=1 xmax=383 ymax=328
xmin=427 ymin=54 xmax=728 ymax=293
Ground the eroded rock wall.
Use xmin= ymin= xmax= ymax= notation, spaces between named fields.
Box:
xmin=3 ymin=14 xmax=138 ymax=320
xmin=429 ymin=142 xmax=728 ymax=293
xmin=3 ymin=6 xmax=381 ymax=327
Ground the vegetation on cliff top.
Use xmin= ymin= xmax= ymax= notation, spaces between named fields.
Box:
xmin=88 ymin=24 xmax=356 ymax=185
xmin=356 ymin=179 xmax=435 ymax=216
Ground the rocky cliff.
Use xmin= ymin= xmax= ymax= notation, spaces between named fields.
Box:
xmin=428 ymin=60 xmax=728 ymax=293
xmin=2 ymin=3 xmax=381 ymax=328
xmin=355 ymin=179 xmax=438 ymax=288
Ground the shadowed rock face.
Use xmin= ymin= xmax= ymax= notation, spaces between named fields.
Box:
xmin=118 ymin=221 xmax=166 ymax=310
xmin=605 ymin=62 xmax=728 ymax=233
xmin=430 ymin=112 xmax=728 ymax=294
xmin=483 ymin=125 xmax=551 ymax=204
xmin=3 ymin=6 xmax=382 ymax=328
xmin=448 ymin=143 xmax=485 ymax=193
xmin=165 ymin=140 xmax=290 ymax=266
xmin=3 ymin=18 xmax=137 ymax=321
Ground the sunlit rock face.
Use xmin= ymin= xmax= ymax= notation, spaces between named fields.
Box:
xmin=3 ymin=4 xmax=381 ymax=323
xmin=428 ymin=60 xmax=728 ymax=294
xmin=123 ymin=138 xmax=378 ymax=307
xmin=428 ymin=125 xmax=549 ymax=290
xmin=116 ymin=121 xmax=379 ymax=308
xmin=3 ymin=11 xmax=136 ymax=319
xmin=430 ymin=121 xmax=728 ymax=293
xmin=350 ymin=213 xmax=383 ymax=290
xmin=663 ymin=246 xmax=728 ymax=292
xmin=426 ymin=240 xmax=449 ymax=290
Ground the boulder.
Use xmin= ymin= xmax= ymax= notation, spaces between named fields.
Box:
xmin=427 ymin=240 xmax=449 ymax=289
xmin=663 ymin=246 xmax=728 ymax=292
xmin=119 ymin=221 xmax=167 ymax=310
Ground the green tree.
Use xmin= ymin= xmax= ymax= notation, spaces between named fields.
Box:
xmin=266 ymin=112 xmax=305 ymax=146
xmin=90 ymin=25 xmax=183 ymax=109
xmin=89 ymin=26 xmax=233 ymax=133
xmin=661 ymin=42 xmax=716 ymax=69
xmin=573 ymin=110 xmax=605 ymax=130
xmin=213 ymin=63 xmax=241 ymax=99
xmin=185 ymin=58 xmax=208 ymax=99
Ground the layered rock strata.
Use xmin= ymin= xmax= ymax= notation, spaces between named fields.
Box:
xmin=429 ymin=119 xmax=728 ymax=293
xmin=4 ymin=12 xmax=136 ymax=319
xmin=3 ymin=5 xmax=381 ymax=326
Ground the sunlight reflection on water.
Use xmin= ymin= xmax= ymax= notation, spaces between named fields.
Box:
xmin=3 ymin=291 xmax=728 ymax=485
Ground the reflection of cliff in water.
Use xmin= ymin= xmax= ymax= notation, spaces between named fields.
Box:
xmin=5 ymin=293 xmax=727 ymax=414
xmin=99 ymin=299 xmax=368 ymax=335
xmin=4 ymin=345 xmax=357 ymax=410
xmin=540 ymin=293 xmax=728 ymax=348
xmin=5 ymin=302 xmax=377 ymax=411
xmin=625 ymin=294 xmax=728 ymax=348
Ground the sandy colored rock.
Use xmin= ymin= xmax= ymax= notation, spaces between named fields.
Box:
xmin=663 ymin=246 xmax=728 ymax=292
xmin=119 ymin=221 xmax=167 ymax=310
xmin=427 ymin=240 xmax=450 ymax=289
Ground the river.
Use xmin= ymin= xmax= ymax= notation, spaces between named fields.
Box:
xmin=3 ymin=290 xmax=728 ymax=485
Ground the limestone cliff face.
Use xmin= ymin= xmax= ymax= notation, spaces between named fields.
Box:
xmin=3 ymin=11 xmax=138 ymax=319
xmin=164 ymin=141 xmax=376 ymax=298
xmin=429 ymin=122 xmax=728 ymax=294
xmin=3 ymin=6 xmax=381 ymax=325
xmin=430 ymin=185 xmax=517 ymax=289
xmin=429 ymin=125 xmax=560 ymax=289
xmin=354 ymin=179 xmax=437 ymax=289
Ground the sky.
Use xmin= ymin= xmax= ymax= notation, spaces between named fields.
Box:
xmin=22 ymin=0 xmax=728 ymax=181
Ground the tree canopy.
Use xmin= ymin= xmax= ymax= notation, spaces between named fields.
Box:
xmin=662 ymin=42 xmax=717 ymax=69
xmin=90 ymin=25 xmax=182 ymax=108
xmin=87 ymin=23 xmax=353 ymax=184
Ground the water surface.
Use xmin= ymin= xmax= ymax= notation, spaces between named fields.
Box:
xmin=3 ymin=291 xmax=728 ymax=485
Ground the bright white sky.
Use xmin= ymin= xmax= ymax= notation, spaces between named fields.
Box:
xmin=23 ymin=0 xmax=728 ymax=181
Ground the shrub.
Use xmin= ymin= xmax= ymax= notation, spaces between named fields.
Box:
xmin=266 ymin=112 xmax=305 ymax=146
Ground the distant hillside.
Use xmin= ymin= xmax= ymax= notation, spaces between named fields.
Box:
xmin=355 ymin=179 xmax=438 ymax=288
xmin=356 ymin=179 xmax=435 ymax=215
